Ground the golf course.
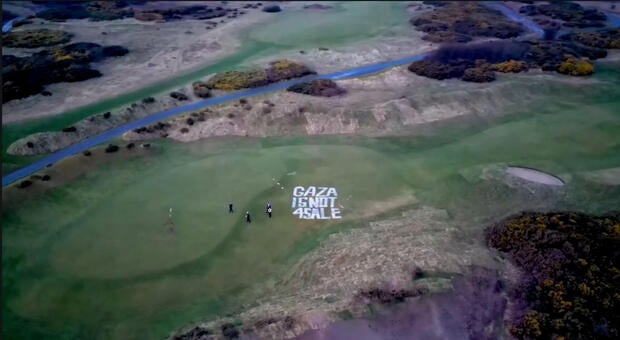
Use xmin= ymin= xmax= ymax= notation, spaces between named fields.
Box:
xmin=3 ymin=61 xmax=620 ymax=338
xmin=3 ymin=1 xmax=620 ymax=339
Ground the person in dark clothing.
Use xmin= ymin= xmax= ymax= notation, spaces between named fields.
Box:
xmin=229 ymin=203 xmax=234 ymax=213
xmin=266 ymin=202 xmax=272 ymax=218
xmin=245 ymin=211 xmax=251 ymax=223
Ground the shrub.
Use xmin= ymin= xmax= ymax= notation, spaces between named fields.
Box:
xmin=557 ymin=55 xmax=594 ymax=76
xmin=205 ymin=69 xmax=269 ymax=90
xmin=486 ymin=212 xmax=620 ymax=339
xmin=18 ymin=180 xmax=33 ymax=188
xmin=221 ymin=323 xmax=239 ymax=339
xmin=262 ymin=5 xmax=281 ymax=13
xmin=461 ymin=66 xmax=496 ymax=82
xmin=492 ymin=60 xmax=529 ymax=73
xmin=2 ymin=29 xmax=73 ymax=48
xmin=105 ymin=144 xmax=119 ymax=153
xmin=192 ymin=81 xmax=211 ymax=98
xmin=170 ymin=91 xmax=189 ymax=101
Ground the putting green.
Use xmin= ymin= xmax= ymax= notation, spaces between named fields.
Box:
xmin=49 ymin=145 xmax=406 ymax=280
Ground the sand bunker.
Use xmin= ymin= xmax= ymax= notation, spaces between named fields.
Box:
xmin=506 ymin=166 xmax=565 ymax=186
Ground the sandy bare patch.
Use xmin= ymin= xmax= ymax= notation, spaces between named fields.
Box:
xmin=347 ymin=190 xmax=419 ymax=220
xmin=580 ymin=167 xmax=620 ymax=186
xmin=303 ymin=112 xmax=359 ymax=135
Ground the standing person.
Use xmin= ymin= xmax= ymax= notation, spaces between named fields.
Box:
xmin=228 ymin=202 xmax=234 ymax=213
xmin=245 ymin=211 xmax=252 ymax=223
xmin=166 ymin=207 xmax=175 ymax=233
xmin=266 ymin=202 xmax=272 ymax=218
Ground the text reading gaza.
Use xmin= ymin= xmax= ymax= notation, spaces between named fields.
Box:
xmin=291 ymin=186 xmax=341 ymax=220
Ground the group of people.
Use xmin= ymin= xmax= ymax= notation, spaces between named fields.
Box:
xmin=229 ymin=202 xmax=272 ymax=223
xmin=165 ymin=202 xmax=273 ymax=233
